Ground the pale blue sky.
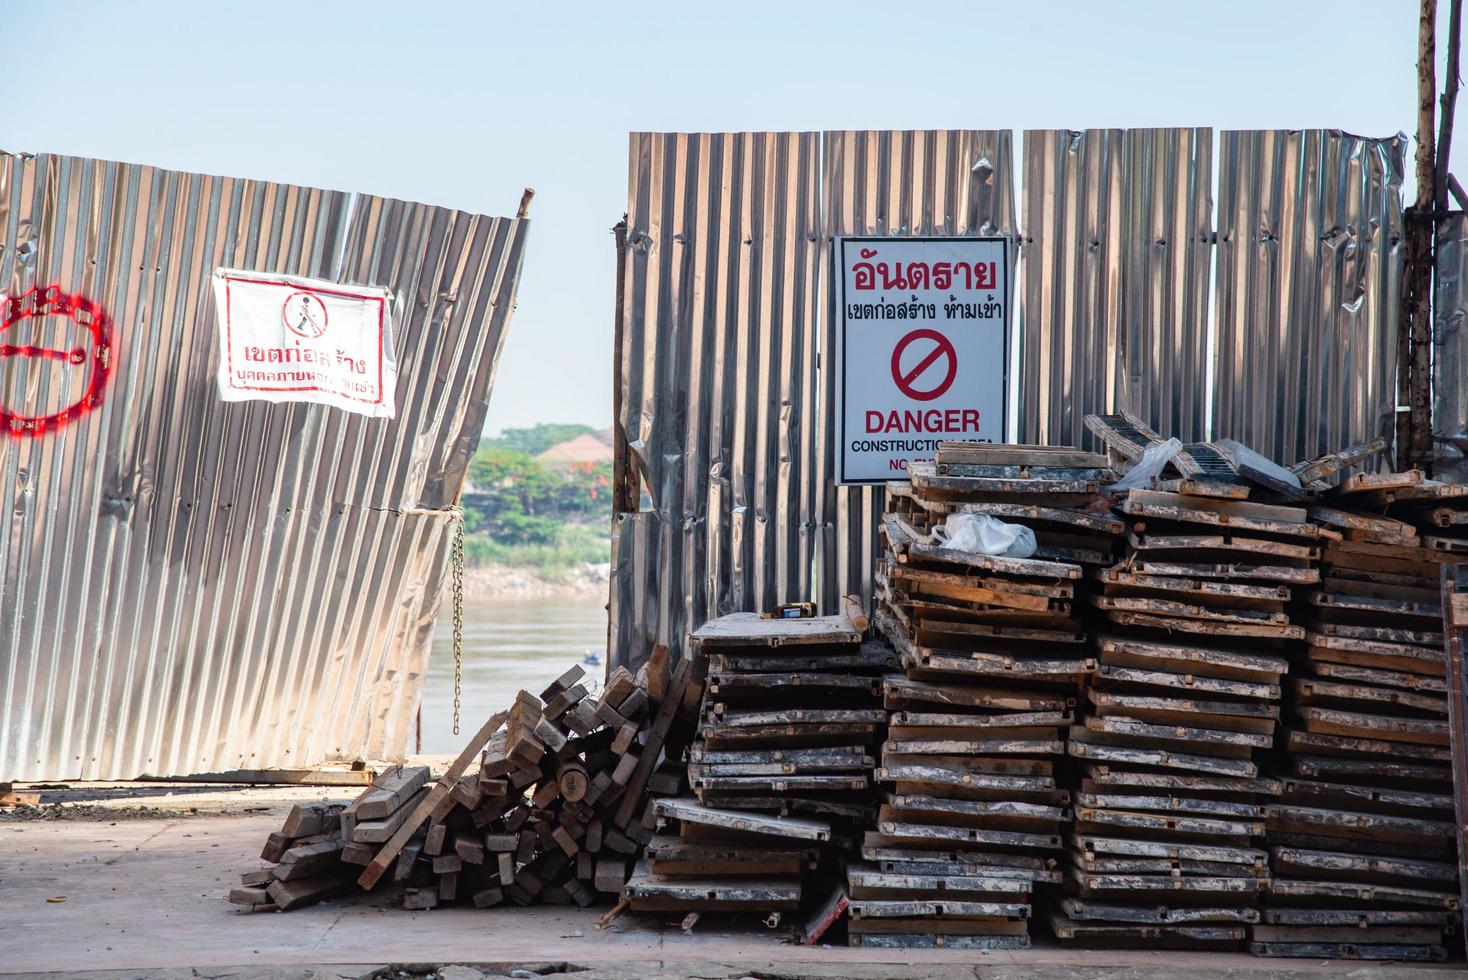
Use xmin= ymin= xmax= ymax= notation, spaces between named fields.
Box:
xmin=4 ymin=1 xmax=1459 ymax=433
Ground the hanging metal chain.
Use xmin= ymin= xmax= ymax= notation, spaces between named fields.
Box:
xmin=451 ymin=506 xmax=465 ymax=736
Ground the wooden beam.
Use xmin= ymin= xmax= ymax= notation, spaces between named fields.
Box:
xmin=1404 ymin=0 xmax=1440 ymax=468
xmin=357 ymin=709 xmax=508 ymax=890
xmin=1438 ymin=0 xmax=1464 ymax=213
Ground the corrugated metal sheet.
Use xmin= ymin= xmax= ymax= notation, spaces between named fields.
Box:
xmin=612 ymin=131 xmax=823 ymax=666
xmin=0 ymin=150 xmax=528 ymax=780
xmin=611 ymin=126 xmax=1406 ymax=670
xmin=1212 ymin=129 xmax=1405 ymax=463
xmin=1434 ymin=211 xmax=1468 ymax=481
xmin=1020 ymin=128 xmax=1213 ymax=446
xmin=819 ymin=130 xmax=1016 ymax=607
xmin=610 ymin=130 xmax=1013 ymax=667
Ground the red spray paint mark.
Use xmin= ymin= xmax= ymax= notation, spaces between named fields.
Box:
xmin=0 ymin=285 xmax=114 ymax=436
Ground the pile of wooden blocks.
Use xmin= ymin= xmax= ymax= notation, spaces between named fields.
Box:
xmin=867 ymin=443 xmax=1121 ymax=949
xmin=229 ymin=801 xmax=354 ymax=911
xmin=625 ymin=612 xmax=873 ymax=928
xmin=1255 ymin=466 xmax=1460 ymax=961
xmin=230 ymin=655 xmax=696 ymax=912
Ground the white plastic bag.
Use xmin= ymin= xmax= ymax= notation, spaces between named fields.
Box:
xmin=1111 ymin=437 xmax=1183 ymax=491
xmin=933 ymin=513 xmax=1037 ymax=559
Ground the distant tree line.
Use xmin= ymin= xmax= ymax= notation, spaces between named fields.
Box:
xmin=464 ymin=423 xmax=611 ymax=546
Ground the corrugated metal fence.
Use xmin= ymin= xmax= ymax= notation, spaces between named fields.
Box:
xmin=1435 ymin=211 xmax=1468 ymax=482
xmin=1213 ymin=130 xmax=1405 ymax=463
xmin=0 ymin=151 xmax=527 ymax=780
xmin=1021 ymin=128 xmax=1214 ymax=447
xmin=612 ymin=128 xmax=1404 ymax=669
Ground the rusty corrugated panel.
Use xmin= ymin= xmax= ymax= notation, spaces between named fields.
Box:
xmin=1019 ymin=128 xmax=1213 ymax=447
xmin=0 ymin=150 xmax=527 ymax=779
xmin=1433 ymin=211 xmax=1468 ymax=481
xmin=1212 ymin=130 xmax=1404 ymax=463
xmin=612 ymin=132 xmax=823 ymax=665
xmin=819 ymin=129 xmax=1017 ymax=608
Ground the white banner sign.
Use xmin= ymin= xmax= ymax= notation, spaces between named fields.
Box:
xmin=835 ymin=236 xmax=1010 ymax=484
xmin=211 ymin=269 xmax=396 ymax=418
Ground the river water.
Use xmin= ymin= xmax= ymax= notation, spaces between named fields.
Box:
xmin=420 ymin=594 xmax=608 ymax=754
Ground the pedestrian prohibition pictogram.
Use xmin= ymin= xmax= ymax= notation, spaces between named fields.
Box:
xmin=890 ymin=328 xmax=958 ymax=401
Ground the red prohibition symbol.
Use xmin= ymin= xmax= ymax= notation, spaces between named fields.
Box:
xmin=890 ymin=328 xmax=957 ymax=402
xmin=0 ymin=285 xmax=114 ymax=436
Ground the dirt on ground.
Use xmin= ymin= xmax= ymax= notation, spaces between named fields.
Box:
xmin=2 ymin=795 xmax=1464 ymax=979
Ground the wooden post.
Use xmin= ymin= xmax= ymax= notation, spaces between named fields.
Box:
xmin=1402 ymin=0 xmax=1439 ymax=470
xmin=1438 ymin=0 xmax=1463 ymax=213
xmin=608 ymin=216 xmax=637 ymax=678
xmin=610 ymin=217 xmax=638 ymax=515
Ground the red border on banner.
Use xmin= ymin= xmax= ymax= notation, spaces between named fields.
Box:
xmin=222 ymin=274 xmax=386 ymax=405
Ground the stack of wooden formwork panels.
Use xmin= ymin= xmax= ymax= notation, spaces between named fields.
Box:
xmin=1058 ymin=416 xmax=1317 ymax=949
xmin=1256 ymin=469 xmax=1461 ymax=961
xmin=866 ymin=444 xmax=1121 ymax=950
xmin=624 ymin=612 xmax=874 ymax=926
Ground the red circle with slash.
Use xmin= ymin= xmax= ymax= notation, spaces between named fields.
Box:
xmin=890 ymin=328 xmax=958 ymax=402
xmin=0 ymin=285 xmax=114 ymax=436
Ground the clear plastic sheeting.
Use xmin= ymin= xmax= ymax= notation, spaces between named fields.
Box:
xmin=933 ymin=513 xmax=1036 ymax=559
xmin=1111 ymin=437 xmax=1183 ymax=491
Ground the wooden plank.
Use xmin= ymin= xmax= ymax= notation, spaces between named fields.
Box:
xmin=1289 ymin=437 xmax=1387 ymax=483
xmin=1120 ymin=488 xmax=1313 ymax=532
xmin=1097 ymin=635 xmax=1287 ymax=683
xmin=1297 ymin=706 xmax=1448 ymax=746
xmin=1070 ymin=832 xmax=1266 ymax=867
xmin=353 ymin=765 xmax=431 ymax=820
xmin=279 ymin=802 xmax=343 ymax=838
xmin=690 ymin=612 xmax=861 ymax=648
xmin=1068 ymin=735 xmax=1259 ymax=777
xmin=1075 ymin=807 xmax=1263 ymax=840
xmin=1060 ymin=897 xmax=1258 ymax=923
xmin=655 ymin=798 xmax=831 ymax=841
xmin=352 ymin=786 xmax=431 ymax=844
xmin=1126 ymin=559 xmax=1318 ymax=585
xmin=1126 ymin=528 xmax=1318 ymax=561
xmin=1249 ymin=942 xmax=1445 ymax=961
xmin=357 ymin=709 xmax=508 ymax=890
xmin=935 ymin=442 xmax=1109 ymax=468
xmin=613 ymin=657 xmax=692 ymax=827
xmin=266 ymin=869 xmax=357 ymax=910
xmin=953 ymin=501 xmax=1124 ymax=535
xmin=1268 ymin=878 xmax=1458 ymax=909
xmin=137 ymin=768 xmax=375 ymax=786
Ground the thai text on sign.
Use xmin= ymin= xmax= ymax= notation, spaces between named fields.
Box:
xmin=211 ymin=269 xmax=397 ymax=419
xmin=835 ymin=236 xmax=1010 ymax=484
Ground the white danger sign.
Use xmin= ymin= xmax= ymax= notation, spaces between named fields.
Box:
xmin=835 ymin=236 xmax=1010 ymax=484
xmin=211 ymin=268 xmax=397 ymax=418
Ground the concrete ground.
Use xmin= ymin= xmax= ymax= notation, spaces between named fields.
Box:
xmin=1 ymin=784 xmax=1465 ymax=979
